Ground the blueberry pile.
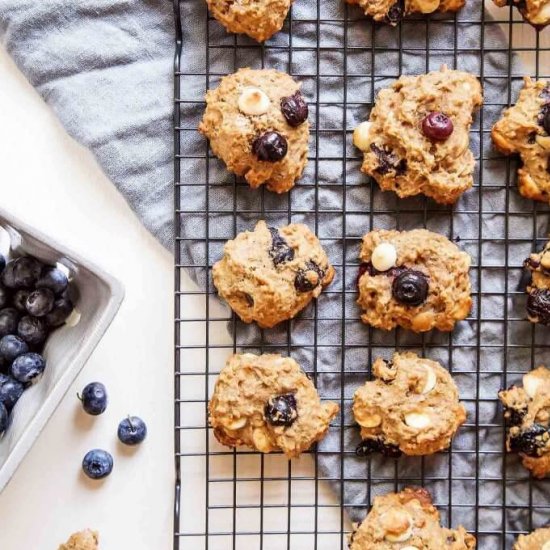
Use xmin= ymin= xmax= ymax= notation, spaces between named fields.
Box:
xmin=0 ymin=252 xmax=75 ymax=435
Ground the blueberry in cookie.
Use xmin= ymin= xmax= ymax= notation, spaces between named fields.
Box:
xmin=212 ymin=220 xmax=334 ymax=328
xmin=58 ymin=530 xmax=99 ymax=550
xmin=353 ymin=352 xmax=466 ymax=457
xmin=349 ymin=487 xmax=476 ymax=549
xmin=499 ymin=366 xmax=550 ymax=478
xmin=199 ymin=69 xmax=309 ymax=193
xmin=514 ymin=527 xmax=550 ymax=549
xmin=353 ymin=66 xmax=483 ymax=204
xmin=492 ymin=0 xmax=550 ymax=28
xmin=523 ymin=238 xmax=550 ymax=325
xmin=209 ymin=353 xmax=339 ymax=457
xmin=357 ymin=229 xmax=472 ymax=332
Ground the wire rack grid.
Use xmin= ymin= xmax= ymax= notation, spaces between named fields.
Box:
xmin=174 ymin=0 xmax=550 ymax=548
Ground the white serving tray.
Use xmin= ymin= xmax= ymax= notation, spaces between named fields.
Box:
xmin=0 ymin=206 xmax=124 ymax=492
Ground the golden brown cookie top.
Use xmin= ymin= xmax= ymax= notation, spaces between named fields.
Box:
xmin=353 ymin=66 xmax=482 ymax=204
xmin=514 ymin=527 xmax=550 ymax=550
xmin=208 ymin=353 xmax=339 ymax=457
xmin=199 ymin=68 xmax=309 ymax=193
xmin=353 ymin=352 xmax=466 ymax=456
xmin=349 ymin=488 xmax=476 ymax=549
xmin=524 ymin=238 xmax=550 ymax=325
xmin=58 ymin=530 xmax=99 ymax=550
xmin=493 ymin=0 xmax=550 ymax=27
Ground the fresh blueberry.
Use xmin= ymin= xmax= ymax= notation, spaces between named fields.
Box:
xmin=17 ymin=316 xmax=48 ymax=346
xmin=25 ymin=288 xmax=55 ymax=317
xmin=12 ymin=290 xmax=30 ymax=313
xmin=0 ymin=254 xmax=5 ymax=273
xmin=252 ymin=131 xmax=288 ymax=162
xmin=0 ymin=402 xmax=8 ymax=435
xmin=12 ymin=257 xmax=42 ymax=289
xmin=36 ymin=267 xmax=68 ymax=296
xmin=45 ymin=297 xmax=74 ymax=328
xmin=527 ymin=288 xmax=550 ymax=325
xmin=264 ymin=394 xmax=298 ymax=427
xmin=294 ymin=261 xmax=325 ymax=293
xmin=421 ymin=112 xmax=454 ymax=141
xmin=10 ymin=353 xmax=46 ymax=384
xmin=392 ymin=269 xmax=429 ymax=306
xmin=0 ymin=285 xmax=9 ymax=310
xmin=82 ymin=449 xmax=113 ymax=480
xmin=0 ymin=335 xmax=29 ymax=365
xmin=1 ymin=261 xmax=17 ymax=289
xmin=268 ymin=227 xmax=295 ymax=266
xmin=0 ymin=373 xmax=24 ymax=411
xmin=509 ymin=423 xmax=549 ymax=457
xmin=79 ymin=382 xmax=108 ymax=415
xmin=0 ymin=308 xmax=20 ymax=337
xmin=280 ymin=91 xmax=308 ymax=127
xmin=117 ymin=416 xmax=148 ymax=446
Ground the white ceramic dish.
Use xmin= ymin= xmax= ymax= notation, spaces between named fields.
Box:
xmin=0 ymin=206 xmax=124 ymax=492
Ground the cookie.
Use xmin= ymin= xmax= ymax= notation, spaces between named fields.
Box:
xmin=347 ymin=0 xmax=465 ymax=25
xmin=58 ymin=530 xmax=99 ymax=550
xmin=199 ymin=68 xmax=309 ymax=193
xmin=523 ymin=237 xmax=550 ymax=325
xmin=493 ymin=0 xmax=550 ymax=27
xmin=492 ymin=77 xmax=550 ymax=204
xmin=209 ymin=353 xmax=339 ymax=457
xmin=514 ymin=528 xmax=550 ymax=550
xmin=353 ymin=352 xmax=466 ymax=457
xmin=499 ymin=366 xmax=550 ymax=478
xmin=206 ymin=0 xmax=292 ymax=41
xmin=353 ymin=66 xmax=483 ymax=204
xmin=349 ymin=487 xmax=476 ymax=549
xmin=357 ymin=229 xmax=472 ymax=332
xmin=212 ymin=220 xmax=334 ymax=328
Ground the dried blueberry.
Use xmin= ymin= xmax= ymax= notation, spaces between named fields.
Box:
xmin=294 ymin=261 xmax=325 ymax=293
xmin=509 ymin=423 xmax=549 ymax=457
xmin=527 ymin=288 xmax=550 ymax=325
xmin=17 ymin=316 xmax=48 ymax=346
xmin=504 ymin=406 xmax=527 ymax=428
xmin=392 ymin=270 xmax=429 ymax=307
xmin=421 ymin=112 xmax=454 ymax=141
xmin=269 ymin=227 xmax=295 ymax=266
xmin=252 ymin=131 xmax=288 ymax=162
xmin=386 ymin=0 xmax=404 ymax=23
xmin=25 ymin=288 xmax=55 ymax=317
xmin=264 ymin=394 xmax=298 ymax=427
xmin=356 ymin=438 xmax=402 ymax=458
xmin=0 ymin=308 xmax=19 ymax=337
xmin=280 ymin=91 xmax=309 ymax=127
xmin=370 ymin=143 xmax=407 ymax=176
xmin=12 ymin=257 xmax=42 ymax=289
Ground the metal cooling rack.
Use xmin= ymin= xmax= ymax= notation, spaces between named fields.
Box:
xmin=174 ymin=0 xmax=550 ymax=548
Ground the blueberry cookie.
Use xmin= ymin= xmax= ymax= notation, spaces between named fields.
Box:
xmin=212 ymin=220 xmax=334 ymax=328
xmin=199 ymin=69 xmax=309 ymax=193
xmin=499 ymin=366 xmax=550 ymax=478
xmin=492 ymin=0 xmax=550 ymax=28
xmin=353 ymin=352 xmax=466 ymax=457
xmin=353 ymin=66 xmax=483 ymax=204
xmin=347 ymin=0 xmax=465 ymax=25
xmin=349 ymin=487 xmax=476 ymax=549
xmin=357 ymin=229 xmax=472 ymax=332
xmin=206 ymin=0 xmax=292 ymax=41
xmin=523 ymin=238 xmax=550 ymax=325
xmin=209 ymin=353 xmax=339 ymax=457
xmin=58 ymin=530 xmax=99 ymax=550
xmin=514 ymin=528 xmax=550 ymax=550
xmin=492 ymin=78 xmax=550 ymax=204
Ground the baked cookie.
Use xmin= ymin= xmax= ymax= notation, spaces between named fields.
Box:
xmin=349 ymin=487 xmax=476 ymax=550
xmin=212 ymin=220 xmax=334 ymax=328
xmin=347 ymin=0 xmax=465 ymax=25
xmin=206 ymin=0 xmax=292 ymax=42
xmin=357 ymin=229 xmax=472 ymax=332
xmin=514 ymin=528 xmax=550 ymax=550
xmin=58 ymin=530 xmax=99 ymax=550
xmin=353 ymin=352 xmax=466 ymax=457
xmin=492 ymin=0 xmax=550 ymax=28
xmin=209 ymin=353 xmax=339 ymax=457
xmin=492 ymin=77 xmax=550 ymax=204
xmin=499 ymin=366 xmax=550 ymax=478
xmin=353 ymin=66 xmax=483 ymax=204
xmin=523 ymin=237 xmax=550 ymax=325
xmin=199 ymin=68 xmax=309 ymax=193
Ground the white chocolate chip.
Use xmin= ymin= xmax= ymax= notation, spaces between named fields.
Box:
xmin=416 ymin=0 xmax=440 ymax=13
xmin=419 ymin=365 xmax=437 ymax=394
xmin=238 ymin=87 xmax=271 ymax=116
xmin=353 ymin=121 xmax=372 ymax=151
xmin=228 ymin=417 xmax=247 ymax=430
xmin=356 ymin=412 xmax=382 ymax=428
xmin=405 ymin=411 xmax=431 ymax=429
xmin=523 ymin=372 xmax=542 ymax=398
xmin=401 ymin=547 xmax=420 ymax=550
xmin=536 ymin=135 xmax=550 ymax=151
xmin=541 ymin=541 xmax=550 ymax=550
xmin=371 ymin=242 xmax=398 ymax=272
xmin=381 ymin=510 xmax=413 ymax=543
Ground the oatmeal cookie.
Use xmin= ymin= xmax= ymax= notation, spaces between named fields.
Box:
xmin=353 ymin=66 xmax=483 ymax=204
xmin=58 ymin=530 xmax=99 ymax=550
xmin=493 ymin=0 xmax=550 ymax=27
xmin=523 ymin=237 xmax=550 ymax=325
xmin=357 ymin=229 xmax=472 ymax=332
xmin=349 ymin=487 xmax=476 ymax=549
xmin=353 ymin=352 xmax=466 ymax=457
xmin=199 ymin=68 xmax=309 ymax=193
xmin=209 ymin=353 xmax=339 ymax=457
xmin=514 ymin=528 xmax=550 ymax=549
xmin=499 ymin=366 xmax=550 ymax=478
xmin=492 ymin=77 xmax=550 ymax=204
xmin=206 ymin=0 xmax=292 ymax=41
xmin=347 ymin=0 xmax=465 ymax=25
xmin=212 ymin=220 xmax=334 ymax=328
